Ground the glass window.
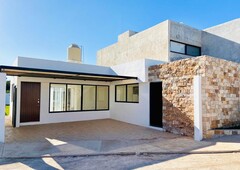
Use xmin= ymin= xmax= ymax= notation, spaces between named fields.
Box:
xmin=50 ymin=84 xmax=66 ymax=112
xmin=170 ymin=41 xmax=185 ymax=54
xmin=82 ymin=85 xmax=96 ymax=110
xmin=50 ymin=83 xmax=109 ymax=112
xmin=186 ymin=45 xmax=201 ymax=56
xmin=116 ymin=84 xmax=139 ymax=103
xmin=67 ymin=85 xmax=81 ymax=111
xmin=127 ymin=84 xmax=139 ymax=102
xmin=97 ymin=86 xmax=109 ymax=110
xmin=116 ymin=85 xmax=126 ymax=102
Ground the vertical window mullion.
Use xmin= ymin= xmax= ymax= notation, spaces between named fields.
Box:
xmin=107 ymin=86 xmax=110 ymax=110
xmin=184 ymin=44 xmax=187 ymax=55
xmin=115 ymin=85 xmax=117 ymax=102
xmin=95 ymin=86 xmax=98 ymax=110
xmin=65 ymin=84 xmax=67 ymax=111
xmin=81 ymin=85 xmax=83 ymax=111
xmin=125 ymin=85 xmax=128 ymax=102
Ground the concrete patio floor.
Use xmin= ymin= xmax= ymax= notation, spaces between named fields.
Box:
xmin=4 ymin=117 xmax=174 ymax=143
xmin=1 ymin=117 xmax=240 ymax=159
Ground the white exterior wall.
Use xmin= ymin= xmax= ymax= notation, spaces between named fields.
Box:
xmin=110 ymin=81 xmax=150 ymax=127
xmin=0 ymin=73 xmax=6 ymax=143
xmin=16 ymin=77 xmax=110 ymax=127
xmin=194 ymin=76 xmax=203 ymax=141
xmin=109 ymin=59 xmax=162 ymax=128
xmin=111 ymin=59 xmax=164 ymax=82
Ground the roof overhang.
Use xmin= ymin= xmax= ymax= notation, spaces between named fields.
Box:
xmin=0 ymin=65 xmax=138 ymax=82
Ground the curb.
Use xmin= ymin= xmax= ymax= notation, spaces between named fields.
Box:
xmin=1 ymin=150 xmax=240 ymax=159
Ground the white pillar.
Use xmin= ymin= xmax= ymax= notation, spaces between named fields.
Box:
xmin=194 ymin=75 xmax=203 ymax=141
xmin=0 ymin=73 xmax=6 ymax=143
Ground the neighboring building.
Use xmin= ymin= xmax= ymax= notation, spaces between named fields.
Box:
xmin=97 ymin=19 xmax=240 ymax=66
xmin=0 ymin=19 xmax=239 ymax=143
xmin=204 ymin=18 xmax=240 ymax=44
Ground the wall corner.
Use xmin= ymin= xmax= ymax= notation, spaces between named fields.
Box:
xmin=194 ymin=75 xmax=203 ymax=141
xmin=0 ymin=73 xmax=6 ymax=143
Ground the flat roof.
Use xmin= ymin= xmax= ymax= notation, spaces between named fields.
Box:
xmin=0 ymin=65 xmax=138 ymax=82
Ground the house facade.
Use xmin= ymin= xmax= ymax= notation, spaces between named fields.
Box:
xmin=5 ymin=56 xmax=162 ymax=128
xmin=0 ymin=19 xmax=240 ymax=143
xmin=97 ymin=19 xmax=240 ymax=66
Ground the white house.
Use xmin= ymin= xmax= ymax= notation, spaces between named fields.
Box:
xmin=1 ymin=19 xmax=240 ymax=143
xmin=0 ymin=44 xmax=164 ymax=143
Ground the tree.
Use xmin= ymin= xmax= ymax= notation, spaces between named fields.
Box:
xmin=6 ymin=81 xmax=10 ymax=93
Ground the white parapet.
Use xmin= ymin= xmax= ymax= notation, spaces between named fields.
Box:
xmin=194 ymin=75 xmax=203 ymax=141
xmin=0 ymin=73 xmax=6 ymax=143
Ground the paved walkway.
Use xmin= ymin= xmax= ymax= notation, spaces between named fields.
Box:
xmin=1 ymin=118 xmax=240 ymax=158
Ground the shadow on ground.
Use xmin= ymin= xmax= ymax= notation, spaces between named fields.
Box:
xmin=0 ymin=118 xmax=240 ymax=169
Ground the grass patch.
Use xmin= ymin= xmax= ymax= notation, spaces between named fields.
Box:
xmin=5 ymin=105 xmax=9 ymax=116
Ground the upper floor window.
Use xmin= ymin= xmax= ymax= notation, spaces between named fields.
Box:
xmin=170 ymin=41 xmax=185 ymax=54
xmin=170 ymin=40 xmax=201 ymax=56
xmin=186 ymin=45 xmax=201 ymax=56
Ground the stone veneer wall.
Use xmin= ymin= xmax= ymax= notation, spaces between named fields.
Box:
xmin=148 ymin=56 xmax=240 ymax=138
xmin=201 ymin=57 xmax=240 ymax=138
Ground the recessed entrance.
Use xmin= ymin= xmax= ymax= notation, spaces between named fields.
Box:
xmin=150 ymin=82 xmax=163 ymax=128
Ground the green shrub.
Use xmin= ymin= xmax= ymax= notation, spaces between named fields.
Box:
xmin=5 ymin=105 xmax=9 ymax=116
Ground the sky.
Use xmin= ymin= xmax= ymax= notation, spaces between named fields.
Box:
xmin=0 ymin=0 xmax=239 ymax=65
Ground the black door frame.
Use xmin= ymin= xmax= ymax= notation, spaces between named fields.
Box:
xmin=12 ymin=85 xmax=17 ymax=127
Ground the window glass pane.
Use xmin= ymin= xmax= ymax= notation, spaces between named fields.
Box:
xmin=127 ymin=84 xmax=139 ymax=102
xmin=97 ymin=86 xmax=108 ymax=110
xmin=116 ymin=85 xmax=126 ymax=101
xmin=67 ymin=85 xmax=81 ymax=111
xmin=170 ymin=41 xmax=185 ymax=54
xmin=50 ymin=84 xmax=66 ymax=112
xmin=186 ymin=45 xmax=201 ymax=56
xmin=83 ymin=85 xmax=96 ymax=110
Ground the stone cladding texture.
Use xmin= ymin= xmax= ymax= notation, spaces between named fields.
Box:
xmin=149 ymin=56 xmax=240 ymax=138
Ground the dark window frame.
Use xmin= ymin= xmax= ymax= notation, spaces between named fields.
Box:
xmin=170 ymin=40 xmax=201 ymax=57
xmin=49 ymin=83 xmax=109 ymax=113
xmin=115 ymin=83 xmax=139 ymax=103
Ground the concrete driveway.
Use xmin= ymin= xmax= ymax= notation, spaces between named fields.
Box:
xmin=1 ymin=118 xmax=240 ymax=157
xmin=1 ymin=118 xmax=240 ymax=169
xmin=5 ymin=118 xmax=174 ymax=143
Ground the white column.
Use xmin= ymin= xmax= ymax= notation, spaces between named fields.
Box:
xmin=0 ymin=73 xmax=6 ymax=143
xmin=194 ymin=75 xmax=203 ymax=141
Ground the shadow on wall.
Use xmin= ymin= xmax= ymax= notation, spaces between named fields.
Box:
xmin=162 ymin=97 xmax=194 ymax=137
xmin=202 ymin=32 xmax=240 ymax=63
